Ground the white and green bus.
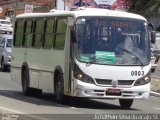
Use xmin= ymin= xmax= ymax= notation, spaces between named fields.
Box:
xmin=11 ymin=8 xmax=153 ymax=108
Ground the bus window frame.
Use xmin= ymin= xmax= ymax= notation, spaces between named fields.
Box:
xmin=32 ymin=18 xmax=45 ymax=49
xmin=14 ymin=19 xmax=24 ymax=47
xmin=54 ymin=17 xmax=67 ymax=50
xmin=22 ymin=19 xmax=33 ymax=48
xmin=43 ymin=17 xmax=55 ymax=50
xmin=15 ymin=16 xmax=68 ymax=50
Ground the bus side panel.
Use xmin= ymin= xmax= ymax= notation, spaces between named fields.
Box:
xmin=38 ymin=71 xmax=54 ymax=91
xmin=11 ymin=67 xmax=21 ymax=85
xmin=26 ymin=48 xmax=65 ymax=92
xmin=29 ymin=69 xmax=39 ymax=89
xmin=11 ymin=48 xmax=25 ymax=85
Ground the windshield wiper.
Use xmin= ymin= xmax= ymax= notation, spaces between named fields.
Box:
xmin=118 ymin=47 xmax=144 ymax=67
xmin=87 ymin=58 xmax=105 ymax=65
xmin=86 ymin=54 xmax=107 ymax=65
xmin=86 ymin=55 xmax=114 ymax=65
xmin=86 ymin=55 xmax=97 ymax=65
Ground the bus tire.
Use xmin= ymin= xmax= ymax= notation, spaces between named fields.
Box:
xmin=55 ymin=74 xmax=64 ymax=104
xmin=119 ymin=99 xmax=133 ymax=108
xmin=30 ymin=88 xmax=42 ymax=97
xmin=151 ymin=68 xmax=155 ymax=73
xmin=22 ymin=68 xmax=32 ymax=96
xmin=22 ymin=68 xmax=42 ymax=96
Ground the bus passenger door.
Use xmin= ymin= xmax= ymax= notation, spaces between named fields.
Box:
xmin=64 ymin=17 xmax=74 ymax=95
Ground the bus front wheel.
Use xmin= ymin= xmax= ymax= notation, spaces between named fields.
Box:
xmin=55 ymin=74 xmax=64 ymax=103
xmin=119 ymin=99 xmax=133 ymax=108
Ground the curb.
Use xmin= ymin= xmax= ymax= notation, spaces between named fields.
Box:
xmin=150 ymin=77 xmax=160 ymax=98
xmin=151 ymin=76 xmax=160 ymax=79
xmin=150 ymin=91 xmax=160 ymax=97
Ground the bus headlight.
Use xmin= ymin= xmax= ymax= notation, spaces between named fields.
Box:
xmin=134 ymin=76 xmax=151 ymax=86
xmin=74 ymin=64 xmax=95 ymax=84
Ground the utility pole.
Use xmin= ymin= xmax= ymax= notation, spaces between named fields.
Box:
xmin=53 ymin=0 xmax=57 ymax=9
xmin=79 ymin=0 xmax=82 ymax=7
xmin=15 ymin=0 xmax=17 ymax=16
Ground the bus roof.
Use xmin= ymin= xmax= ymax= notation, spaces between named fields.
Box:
xmin=16 ymin=8 xmax=147 ymax=21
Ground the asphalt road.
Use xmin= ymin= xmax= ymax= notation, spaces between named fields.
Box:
xmin=0 ymin=69 xmax=159 ymax=120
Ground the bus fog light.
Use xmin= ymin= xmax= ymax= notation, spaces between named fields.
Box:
xmin=75 ymin=85 xmax=84 ymax=96
xmin=84 ymin=90 xmax=87 ymax=94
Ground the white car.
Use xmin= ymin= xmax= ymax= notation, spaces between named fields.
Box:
xmin=0 ymin=19 xmax=12 ymax=28
xmin=0 ymin=34 xmax=13 ymax=71
xmin=0 ymin=27 xmax=13 ymax=35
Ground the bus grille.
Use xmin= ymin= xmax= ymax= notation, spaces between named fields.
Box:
xmin=95 ymin=79 xmax=134 ymax=86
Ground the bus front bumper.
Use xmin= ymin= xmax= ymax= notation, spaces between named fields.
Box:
xmin=74 ymin=80 xmax=150 ymax=99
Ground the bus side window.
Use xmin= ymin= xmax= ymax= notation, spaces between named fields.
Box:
xmin=14 ymin=20 xmax=23 ymax=47
xmin=33 ymin=19 xmax=44 ymax=49
xmin=54 ymin=18 xmax=67 ymax=49
xmin=44 ymin=18 xmax=55 ymax=49
xmin=23 ymin=20 xmax=32 ymax=48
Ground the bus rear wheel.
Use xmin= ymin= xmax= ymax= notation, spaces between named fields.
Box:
xmin=22 ymin=68 xmax=31 ymax=95
xmin=119 ymin=99 xmax=133 ymax=108
xmin=55 ymin=74 xmax=64 ymax=103
xmin=22 ymin=68 xmax=42 ymax=96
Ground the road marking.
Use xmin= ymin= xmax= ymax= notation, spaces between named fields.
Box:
xmin=0 ymin=106 xmax=49 ymax=120
xmin=151 ymin=78 xmax=160 ymax=81
xmin=70 ymin=107 xmax=78 ymax=109
xmin=24 ymin=114 xmax=50 ymax=120
xmin=150 ymin=91 xmax=160 ymax=97
xmin=153 ymin=107 xmax=160 ymax=110
xmin=0 ymin=106 xmax=22 ymax=114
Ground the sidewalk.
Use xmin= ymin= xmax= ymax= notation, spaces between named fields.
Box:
xmin=151 ymin=78 xmax=160 ymax=92
xmin=150 ymin=77 xmax=160 ymax=97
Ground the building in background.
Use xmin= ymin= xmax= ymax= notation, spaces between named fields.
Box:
xmin=0 ymin=0 xmax=54 ymax=22
xmin=149 ymin=11 xmax=160 ymax=31
xmin=0 ymin=0 xmax=133 ymax=21
xmin=0 ymin=0 xmax=160 ymax=30
xmin=56 ymin=0 xmax=133 ymax=11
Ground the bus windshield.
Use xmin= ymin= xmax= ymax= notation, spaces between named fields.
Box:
xmin=75 ymin=17 xmax=150 ymax=66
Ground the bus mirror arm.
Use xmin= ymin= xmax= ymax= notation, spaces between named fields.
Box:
xmin=71 ymin=30 xmax=76 ymax=43
xmin=151 ymin=31 xmax=156 ymax=44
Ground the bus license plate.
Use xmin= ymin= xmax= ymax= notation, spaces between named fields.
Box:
xmin=106 ymin=89 xmax=121 ymax=96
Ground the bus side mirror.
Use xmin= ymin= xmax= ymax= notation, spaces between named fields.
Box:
xmin=71 ymin=30 xmax=76 ymax=43
xmin=151 ymin=31 xmax=156 ymax=44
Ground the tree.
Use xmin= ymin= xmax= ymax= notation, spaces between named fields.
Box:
xmin=128 ymin=0 xmax=160 ymax=18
